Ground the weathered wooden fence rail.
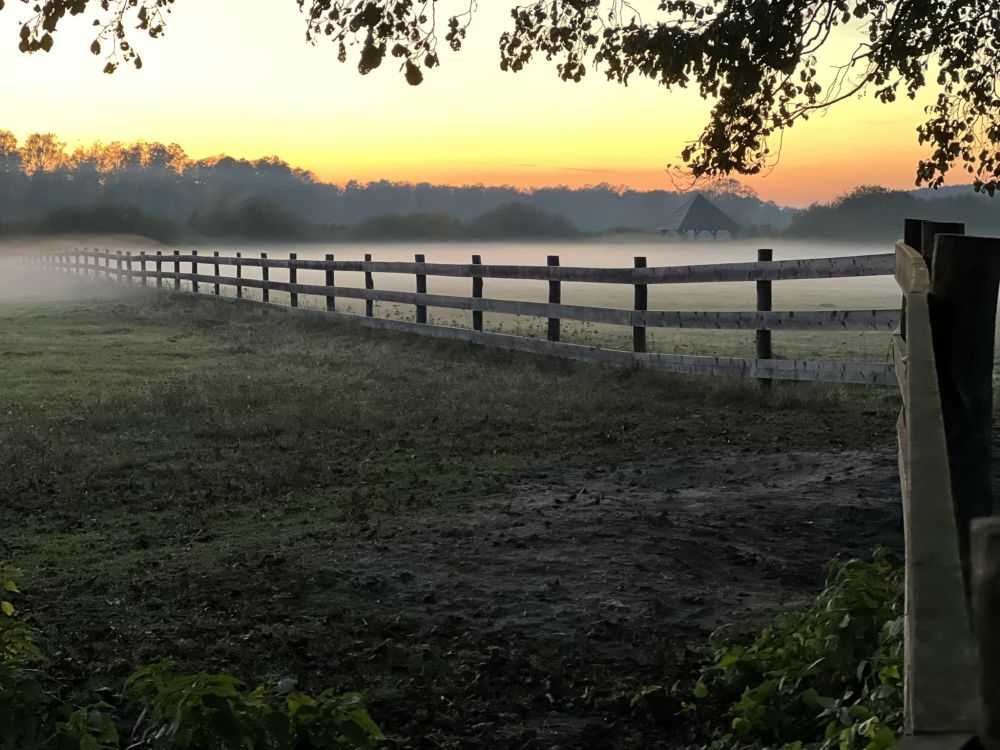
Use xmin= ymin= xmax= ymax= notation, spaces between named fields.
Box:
xmin=894 ymin=218 xmax=1000 ymax=748
xmin=25 ymin=248 xmax=899 ymax=386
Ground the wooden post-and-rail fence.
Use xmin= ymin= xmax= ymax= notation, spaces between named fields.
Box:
xmin=894 ymin=218 xmax=1000 ymax=748
xmin=24 ymin=247 xmax=901 ymax=387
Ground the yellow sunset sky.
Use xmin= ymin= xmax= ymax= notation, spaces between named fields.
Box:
xmin=2 ymin=1 xmax=938 ymax=206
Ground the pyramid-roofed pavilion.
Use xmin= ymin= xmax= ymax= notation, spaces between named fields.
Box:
xmin=658 ymin=193 xmax=741 ymax=238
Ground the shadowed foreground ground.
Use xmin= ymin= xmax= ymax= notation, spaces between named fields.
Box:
xmin=0 ymin=282 xmax=902 ymax=748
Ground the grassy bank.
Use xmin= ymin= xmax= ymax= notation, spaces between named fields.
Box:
xmin=0 ymin=288 xmax=900 ymax=746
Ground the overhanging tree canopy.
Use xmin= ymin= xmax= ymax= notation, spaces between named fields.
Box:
xmin=4 ymin=1 xmax=1000 ymax=193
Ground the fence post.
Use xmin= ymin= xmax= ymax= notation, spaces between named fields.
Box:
xmin=104 ymin=251 xmax=111 ymax=279
xmin=903 ymin=218 xmax=966 ymax=343
xmin=324 ymin=253 xmax=335 ymax=312
xmin=74 ymin=250 xmax=79 ymax=276
xmin=289 ymin=252 xmax=298 ymax=308
xmin=472 ymin=254 xmax=483 ymax=332
xmin=928 ymin=232 xmax=1000 ymax=581
xmin=633 ymin=256 xmax=647 ymax=353
xmin=236 ymin=252 xmax=243 ymax=299
xmin=126 ymin=252 xmax=134 ymax=284
xmin=261 ymin=252 xmax=270 ymax=303
xmin=756 ymin=248 xmax=774 ymax=386
xmin=364 ymin=253 xmax=374 ymax=317
xmin=972 ymin=517 xmax=1000 ymax=746
xmin=415 ymin=253 xmax=427 ymax=324
xmin=155 ymin=251 xmax=162 ymax=288
xmin=213 ymin=251 xmax=221 ymax=296
xmin=115 ymin=251 xmax=123 ymax=283
xmin=191 ymin=250 xmax=199 ymax=293
xmin=173 ymin=250 xmax=180 ymax=291
xmin=139 ymin=252 xmax=147 ymax=287
xmin=547 ymin=255 xmax=560 ymax=342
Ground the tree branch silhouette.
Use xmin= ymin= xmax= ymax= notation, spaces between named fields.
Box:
xmin=4 ymin=1 xmax=1000 ymax=193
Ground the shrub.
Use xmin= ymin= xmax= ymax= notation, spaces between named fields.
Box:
xmin=636 ymin=550 xmax=903 ymax=750
xmin=0 ymin=567 xmax=382 ymax=750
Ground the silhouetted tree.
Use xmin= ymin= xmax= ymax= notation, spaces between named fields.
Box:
xmin=465 ymin=202 xmax=578 ymax=239
xmin=6 ymin=1 xmax=1000 ymax=192
xmin=786 ymin=185 xmax=1000 ymax=240
xmin=0 ymin=133 xmax=790 ymax=231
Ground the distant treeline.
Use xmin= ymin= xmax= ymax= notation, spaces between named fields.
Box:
xmin=785 ymin=185 xmax=1000 ymax=241
xmin=3 ymin=132 xmax=998 ymax=244
xmin=0 ymin=198 xmax=582 ymax=243
xmin=0 ymin=131 xmax=792 ymax=235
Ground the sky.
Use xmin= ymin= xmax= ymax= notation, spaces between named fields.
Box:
xmin=1 ymin=1 xmax=937 ymax=207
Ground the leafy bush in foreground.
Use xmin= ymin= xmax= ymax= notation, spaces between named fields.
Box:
xmin=0 ymin=566 xmax=382 ymax=750
xmin=636 ymin=550 xmax=903 ymax=750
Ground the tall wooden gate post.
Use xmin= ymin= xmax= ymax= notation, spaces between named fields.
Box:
xmin=928 ymin=232 xmax=1000 ymax=578
xmin=895 ymin=227 xmax=980 ymax=741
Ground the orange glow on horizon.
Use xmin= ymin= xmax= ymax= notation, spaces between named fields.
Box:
xmin=1 ymin=1 xmax=947 ymax=208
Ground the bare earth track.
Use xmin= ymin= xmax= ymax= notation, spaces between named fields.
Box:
xmin=64 ymin=447 xmax=899 ymax=749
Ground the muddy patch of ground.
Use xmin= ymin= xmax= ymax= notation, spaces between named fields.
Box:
xmin=170 ymin=445 xmax=900 ymax=748
xmin=333 ymin=447 xmax=900 ymax=746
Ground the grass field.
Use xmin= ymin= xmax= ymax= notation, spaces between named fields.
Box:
xmin=0 ymin=283 xmax=903 ymax=747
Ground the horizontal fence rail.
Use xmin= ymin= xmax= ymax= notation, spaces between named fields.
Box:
xmin=75 ymin=250 xmax=895 ymax=283
xmin=22 ymin=248 xmax=900 ymax=386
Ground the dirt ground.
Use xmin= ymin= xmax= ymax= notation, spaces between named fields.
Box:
xmin=43 ymin=445 xmax=900 ymax=749
xmin=0 ymin=279 xmax=904 ymax=748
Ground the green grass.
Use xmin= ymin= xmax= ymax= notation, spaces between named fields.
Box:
xmin=1 ymin=289 xmax=898 ymax=586
xmin=0 ymin=288 xmax=901 ymax=744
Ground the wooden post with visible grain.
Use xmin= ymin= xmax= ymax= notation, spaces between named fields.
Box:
xmin=895 ymin=234 xmax=980 ymax=738
xmin=972 ymin=517 xmax=1000 ymax=747
xmin=756 ymin=249 xmax=774 ymax=385
xmin=261 ymin=252 xmax=270 ymax=303
xmin=547 ymin=255 xmax=560 ymax=342
xmin=236 ymin=252 xmax=243 ymax=299
xmin=633 ymin=256 xmax=647 ymax=353
xmin=289 ymin=252 xmax=298 ymax=308
xmin=155 ymin=251 xmax=163 ymax=288
xmin=902 ymin=218 xmax=966 ymax=342
xmin=415 ymin=253 xmax=428 ymax=324
xmin=472 ymin=254 xmax=483 ymax=332
xmin=139 ymin=252 xmax=147 ymax=286
xmin=173 ymin=250 xmax=180 ymax=291
xmin=213 ymin=251 xmax=221 ymax=296
xmin=116 ymin=251 xmax=123 ymax=284
xmin=324 ymin=254 xmax=335 ymax=311
xmin=928 ymin=232 xmax=1000 ymax=583
xmin=365 ymin=253 xmax=374 ymax=317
